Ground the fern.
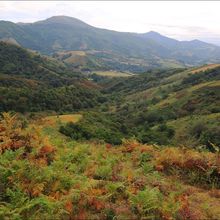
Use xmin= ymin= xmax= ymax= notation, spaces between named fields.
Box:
xmin=130 ymin=187 xmax=162 ymax=219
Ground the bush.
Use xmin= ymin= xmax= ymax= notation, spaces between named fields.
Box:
xmin=138 ymin=124 xmax=174 ymax=145
xmin=190 ymin=121 xmax=207 ymax=139
xmin=59 ymin=122 xmax=92 ymax=140
xmin=59 ymin=112 xmax=123 ymax=145
xmin=201 ymin=126 xmax=220 ymax=152
xmin=145 ymin=111 xmax=163 ymax=124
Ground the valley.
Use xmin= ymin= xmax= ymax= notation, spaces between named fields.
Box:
xmin=0 ymin=14 xmax=220 ymax=220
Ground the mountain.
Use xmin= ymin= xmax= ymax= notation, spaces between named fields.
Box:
xmin=1 ymin=16 xmax=220 ymax=71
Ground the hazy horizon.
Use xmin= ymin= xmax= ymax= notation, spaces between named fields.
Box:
xmin=1 ymin=1 xmax=220 ymax=46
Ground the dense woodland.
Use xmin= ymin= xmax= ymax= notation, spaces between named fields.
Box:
xmin=0 ymin=42 xmax=105 ymax=113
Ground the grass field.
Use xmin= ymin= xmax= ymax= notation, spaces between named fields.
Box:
xmin=56 ymin=50 xmax=86 ymax=57
xmin=92 ymin=71 xmax=134 ymax=77
xmin=42 ymin=114 xmax=82 ymax=127
xmin=150 ymin=80 xmax=220 ymax=109
xmin=190 ymin=64 xmax=220 ymax=74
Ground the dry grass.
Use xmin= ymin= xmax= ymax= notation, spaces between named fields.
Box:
xmin=190 ymin=64 xmax=220 ymax=74
xmin=152 ymin=80 xmax=220 ymax=109
xmin=57 ymin=50 xmax=86 ymax=56
xmin=43 ymin=114 xmax=82 ymax=127
xmin=187 ymin=80 xmax=220 ymax=92
xmin=93 ymin=71 xmax=134 ymax=77
xmin=54 ymin=50 xmax=87 ymax=65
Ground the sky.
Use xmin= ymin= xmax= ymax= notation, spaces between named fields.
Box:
xmin=0 ymin=1 xmax=220 ymax=45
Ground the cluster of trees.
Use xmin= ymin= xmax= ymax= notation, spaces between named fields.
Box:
xmin=59 ymin=112 xmax=123 ymax=145
xmin=102 ymin=68 xmax=183 ymax=95
xmin=0 ymin=42 xmax=76 ymax=78
xmin=0 ymin=86 xmax=105 ymax=113
xmin=59 ymin=110 xmax=175 ymax=145
xmin=1 ymin=42 xmax=219 ymax=149
xmin=189 ymin=121 xmax=220 ymax=151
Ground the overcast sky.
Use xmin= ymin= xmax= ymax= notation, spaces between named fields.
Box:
xmin=0 ymin=1 xmax=220 ymax=45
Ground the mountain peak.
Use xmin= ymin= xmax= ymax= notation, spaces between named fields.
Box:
xmin=190 ymin=39 xmax=204 ymax=44
xmin=143 ymin=31 xmax=178 ymax=41
xmin=140 ymin=31 xmax=179 ymax=47
xmin=36 ymin=15 xmax=90 ymax=27
xmin=0 ymin=16 xmax=220 ymax=66
xmin=45 ymin=15 xmax=75 ymax=21
xmin=146 ymin=31 xmax=162 ymax=36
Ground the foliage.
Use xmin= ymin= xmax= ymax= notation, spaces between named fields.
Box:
xmin=73 ymin=65 xmax=220 ymax=148
xmin=0 ymin=114 xmax=220 ymax=219
xmin=155 ymin=147 xmax=220 ymax=188
xmin=0 ymin=42 xmax=106 ymax=113
xmin=59 ymin=112 xmax=123 ymax=145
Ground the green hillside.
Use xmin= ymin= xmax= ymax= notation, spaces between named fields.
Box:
xmin=61 ymin=65 xmax=220 ymax=149
xmin=0 ymin=42 xmax=105 ymax=113
xmin=0 ymin=42 xmax=219 ymax=148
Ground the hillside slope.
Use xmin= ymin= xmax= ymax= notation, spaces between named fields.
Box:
xmin=0 ymin=113 xmax=220 ymax=219
xmin=0 ymin=41 xmax=219 ymax=149
xmin=65 ymin=65 xmax=220 ymax=149
xmin=0 ymin=42 xmax=104 ymax=112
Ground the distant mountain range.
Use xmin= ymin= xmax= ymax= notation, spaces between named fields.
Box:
xmin=1 ymin=15 xmax=220 ymax=71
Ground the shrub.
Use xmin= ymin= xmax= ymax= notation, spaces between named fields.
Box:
xmin=190 ymin=121 xmax=207 ymax=139
xmin=139 ymin=130 xmax=169 ymax=145
xmin=155 ymin=147 xmax=220 ymax=188
xmin=200 ymin=127 xmax=220 ymax=151
xmin=59 ymin=122 xmax=92 ymax=140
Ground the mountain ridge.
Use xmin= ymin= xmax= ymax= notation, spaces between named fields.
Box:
xmin=14 ymin=15 xmax=220 ymax=47
xmin=1 ymin=15 xmax=220 ymax=70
